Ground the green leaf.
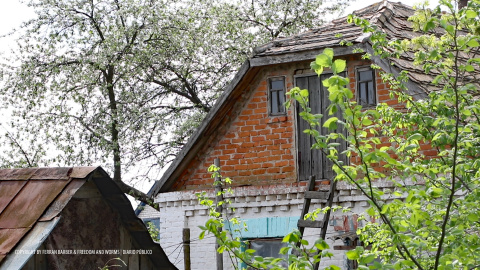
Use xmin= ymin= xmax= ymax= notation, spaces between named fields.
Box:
xmin=468 ymin=214 xmax=478 ymax=222
xmin=362 ymin=118 xmax=373 ymax=126
xmin=310 ymin=61 xmax=324 ymax=75
xmin=465 ymin=65 xmax=475 ymax=72
xmin=323 ymin=48 xmax=334 ymax=60
xmin=315 ymin=54 xmax=331 ymax=67
xmin=467 ymin=39 xmax=479 ymax=48
xmin=367 ymin=207 xmax=376 ymax=216
xmin=332 ymin=59 xmax=346 ymax=74
xmin=446 ymin=24 xmax=455 ymax=35
xmin=466 ymin=10 xmax=477 ymax=19
xmin=323 ymin=117 xmax=338 ymax=130
xmin=462 ymin=109 xmax=472 ymax=116
xmin=254 ymin=256 xmax=264 ymax=262
xmin=423 ymin=20 xmax=435 ymax=32
xmin=407 ymin=133 xmax=422 ymax=141
xmin=346 ymin=249 xmax=360 ymax=260
xmin=315 ymin=239 xmax=329 ymax=250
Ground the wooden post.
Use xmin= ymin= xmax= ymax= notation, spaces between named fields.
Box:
xmin=183 ymin=228 xmax=191 ymax=270
xmin=214 ymin=158 xmax=224 ymax=270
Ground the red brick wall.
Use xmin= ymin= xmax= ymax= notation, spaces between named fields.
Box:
xmin=171 ymin=62 xmax=300 ymax=191
xmin=170 ymin=54 xmax=435 ymax=191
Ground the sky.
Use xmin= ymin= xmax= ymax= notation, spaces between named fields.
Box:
xmin=0 ymin=0 xmax=439 ymax=52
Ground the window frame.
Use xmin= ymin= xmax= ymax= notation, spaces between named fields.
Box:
xmin=356 ymin=66 xmax=377 ymax=107
xmin=141 ymin=217 xmax=160 ymax=242
xmin=268 ymin=76 xmax=287 ymax=116
xmin=242 ymin=237 xmax=289 ymax=269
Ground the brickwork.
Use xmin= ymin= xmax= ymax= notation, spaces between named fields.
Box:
xmin=171 ymin=62 xmax=303 ymax=191
xmin=170 ymin=55 xmax=422 ymax=192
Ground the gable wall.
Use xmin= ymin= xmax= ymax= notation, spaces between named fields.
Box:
xmin=171 ymin=61 xmax=301 ymax=191
xmin=170 ymin=54 xmax=414 ymax=192
xmin=39 ymin=181 xmax=157 ymax=270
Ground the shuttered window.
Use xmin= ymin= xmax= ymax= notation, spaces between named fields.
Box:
xmin=295 ymin=73 xmax=348 ymax=181
xmin=269 ymin=77 xmax=286 ymax=115
xmin=357 ymin=67 xmax=376 ymax=106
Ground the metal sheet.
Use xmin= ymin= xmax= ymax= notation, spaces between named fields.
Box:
xmin=70 ymin=167 xmax=97 ymax=179
xmin=39 ymin=179 xmax=86 ymax=221
xmin=0 ymin=180 xmax=70 ymax=229
xmin=29 ymin=167 xmax=72 ymax=180
xmin=0 ymin=228 xmax=29 ymax=256
xmin=0 ymin=181 xmax=27 ymax=215
xmin=0 ymin=168 xmax=36 ymax=181
xmin=0 ymin=218 xmax=60 ymax=270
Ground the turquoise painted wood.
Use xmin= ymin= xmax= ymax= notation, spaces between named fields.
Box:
xmin=226 ymin=216 xmax=300 ymax=239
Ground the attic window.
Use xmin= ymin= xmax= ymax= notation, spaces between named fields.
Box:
xmin=357 ymin=67 xmax=376 ymax=107
xmin=269 ymin=77 xmax=286 ymax=115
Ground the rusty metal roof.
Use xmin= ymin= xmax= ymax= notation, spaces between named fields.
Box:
xmin=0 ymin=167 xmax=176 ymax=270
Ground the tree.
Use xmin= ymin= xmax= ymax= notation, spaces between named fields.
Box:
xmin=0 ymin=0 xmax=349 ymax=207
xmin=199 ymin=0 xmax=480 ymax=269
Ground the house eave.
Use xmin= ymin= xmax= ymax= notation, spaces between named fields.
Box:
xmin=249 ymin=44 xmax=366 ymax=67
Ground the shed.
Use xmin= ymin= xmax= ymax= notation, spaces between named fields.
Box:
xmin=0 ymin=167 xmax=177 ymax=270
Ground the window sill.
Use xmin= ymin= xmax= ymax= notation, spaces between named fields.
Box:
xmin=266 ymin=115 xmax=288 ymax=124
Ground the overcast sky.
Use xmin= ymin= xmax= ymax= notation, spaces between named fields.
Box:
xmin=0 ymin=0 xmax=439 ymax=54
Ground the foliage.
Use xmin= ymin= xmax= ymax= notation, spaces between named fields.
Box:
xmin=197 ymin=164 xmax=341 ymax=270
xmin=200 ymin=1 xmax=480 ymax=269
xmin=0 ymin=0 xmax=349 ymax=206
xmin=98 ymin=258 xmax=127 ymax=270
xmin=287 ymin=1 xmax=480 ymax=269
xmin=146 ymin=221 xmax=160 ymax=243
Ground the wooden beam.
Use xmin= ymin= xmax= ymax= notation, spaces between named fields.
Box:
xmin=250 ymin=44 xmax=364 ymax=67
xmin=297 ymin=219 xmax=324 ymax=228
xmin=304 ymin=191 xmax=329 ymax=200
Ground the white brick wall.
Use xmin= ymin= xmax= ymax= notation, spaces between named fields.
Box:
xmin=137 ymin=182 xmax=400 ymax=270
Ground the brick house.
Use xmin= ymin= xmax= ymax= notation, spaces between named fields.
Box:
xmin=137 ymin=1 xmax=434 ymax=269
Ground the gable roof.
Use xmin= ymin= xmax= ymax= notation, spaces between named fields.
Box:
xmin=0 ymin=167 xmax=176 ymax=270
xmin=150 ymin=0 xmax=430 ymax=196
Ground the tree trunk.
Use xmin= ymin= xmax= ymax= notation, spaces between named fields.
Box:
xmin=105 ymin=65 xmax=159 ymax=210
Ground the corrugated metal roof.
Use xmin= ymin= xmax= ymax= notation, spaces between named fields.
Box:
xmin=0 ymin=218 xmax=60 ymax=270
xmin=0 ymin=167 xmax=87 ymax=265
xmin=0 ymin=167 xmax=176 ymax=270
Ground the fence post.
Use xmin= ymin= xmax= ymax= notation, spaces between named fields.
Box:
xmin=214 ymin=158 xmax=224 ymax=270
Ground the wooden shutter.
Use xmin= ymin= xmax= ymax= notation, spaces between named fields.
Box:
xmin=296 ymin=73 xmax=347 ymax=181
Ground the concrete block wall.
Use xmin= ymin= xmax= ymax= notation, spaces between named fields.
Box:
xmin=154 ymin=182 xmax=400 ymax=270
